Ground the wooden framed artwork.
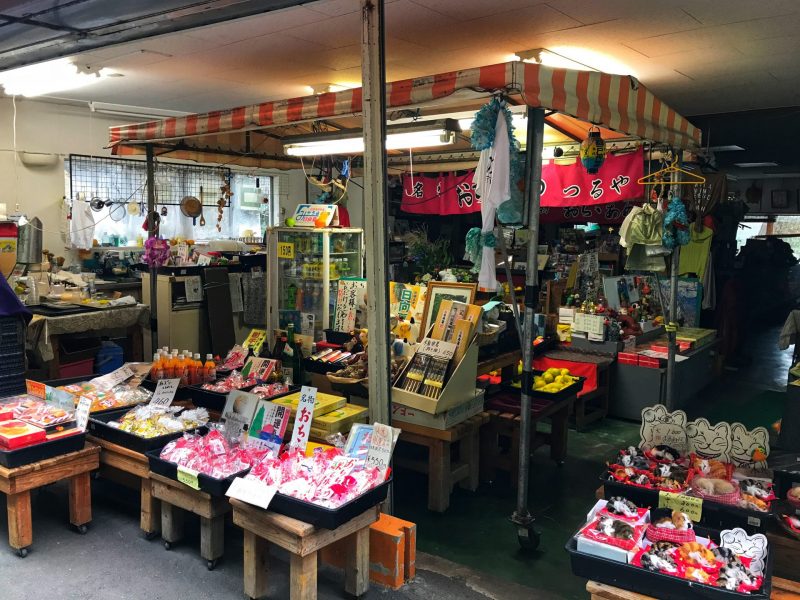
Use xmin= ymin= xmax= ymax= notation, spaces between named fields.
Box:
xmin=418 ymin=281 xmax=477 ymax=341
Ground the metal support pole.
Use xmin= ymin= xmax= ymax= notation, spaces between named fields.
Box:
xmin=361 ymin=0 xmax=391 ymax=427
xmin=511 ymin=107 xmax=545 ymax=549
xmin=665 ymin=167 xmax=680 ymax=410
xmin=496 ymin=229 xmax=522 ymax=343
xmin=145 ymin=144 xmax=158 ymax=355
xmin=665 ymin=245 xmax=680 ymax=409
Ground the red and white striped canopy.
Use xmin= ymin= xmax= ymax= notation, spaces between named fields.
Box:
xmin=109 ymin=61 xmax=700 ymax=155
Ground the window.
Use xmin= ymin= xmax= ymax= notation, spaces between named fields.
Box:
xmin=66 ymin=155 xmax=275 ymax=245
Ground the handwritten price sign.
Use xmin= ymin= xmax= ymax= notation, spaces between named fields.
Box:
xmin=366 ymin=423 xmax=396 ymax=477
xmin=659 ymin=491 xmax=703 ymax=521
xmin=277 ymin=242 xmax=295 ymax=259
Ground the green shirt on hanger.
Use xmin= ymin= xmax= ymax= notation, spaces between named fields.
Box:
xmin=679 ymin=223 xmax=713 ymax=280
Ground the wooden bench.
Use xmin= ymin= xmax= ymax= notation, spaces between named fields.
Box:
xmin=587 ymin=578 xmax=800 ymax=599
xmin=149 ymin=472 xmax=230 ymax=570
xmin=0 ymin=443 xmax=99 ymax=557
xmin=393 ymin=414 xmax=488 ymax=512
xmin=480 ymin=393 xmax=574 ymax=487
xmin=231 ymin=499 xmax=379 ymax=600
xmin=87 ymin=435 xmax=160 ymax=538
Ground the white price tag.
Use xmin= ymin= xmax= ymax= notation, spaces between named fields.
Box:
xmin=226 ymin=477 xmax=278 ymax=510
xmin=289 ymin=386 xmax=318 ymax=452
xmin=366 ymin=422 xmax=396 ymax=477
xmin=251 ymin=266 xmax=262 ymax=279
xmin=185 ymin=275 xmax=203 ymax=302
xmin=91 ymin=365 xmax=135 ymax=391
xmin=75 ymin=396 xmax=92 ymax=431
xmin=149 ymin=378 xmax=180 ymax=408
xmin=417 ymin=338 xmax=456 ymax=361
xmin=197 ymin=254 xmax=212 ymax=266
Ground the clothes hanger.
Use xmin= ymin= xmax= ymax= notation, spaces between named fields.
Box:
xmin=637 ymin=156 xmax=706 ymax=185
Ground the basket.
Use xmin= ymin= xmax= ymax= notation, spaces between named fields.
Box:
xmin=689 ymin=483 xmax=741 ymax=506
xmin=645 ymin=523 xmax=696 ymax=544
xmin=476 ymin=320 xmax=507 ymax=347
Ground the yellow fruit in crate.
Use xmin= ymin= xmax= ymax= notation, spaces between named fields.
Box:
xmin=533 ymin=376 xmax=545 ymax=387
xmin=533 ymin=381 xmax=545 ymax=390
xmin=560 ymin=368 xmax=570 ymax=376
xmin=543 ymin=372 xmax=555 ymax=384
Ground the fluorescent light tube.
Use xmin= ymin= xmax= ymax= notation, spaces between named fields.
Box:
xmin=0 ymin=58 xmax=108 ymax=97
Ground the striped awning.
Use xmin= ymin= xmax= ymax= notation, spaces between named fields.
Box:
xmin=109 ymin=61 xmax=700 ymax=153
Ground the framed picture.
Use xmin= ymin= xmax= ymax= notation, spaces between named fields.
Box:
xmin=771 ymin=189 xmax=791 ymax=209
xmin=419 ymin=281 xmax=477 ymax=341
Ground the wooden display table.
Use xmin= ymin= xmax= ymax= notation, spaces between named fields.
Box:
xmin=480 ymin=393 xmax=574 ymax=487
xmin=149 ymin=472 xmax=230 ymax=570
xmin=767 ymin=525 xmax=800 ymax=584
xmin=0 ymin=443 xmax=99 ymax=556
xmin=231 ymin=499 xmax=379 ymax=600
xmin=539 ymin=349 xmax=614 ymax=430
xmin=87 ymin=435 xmax=160 ymax=537
xmin=586 ymin=578 xmax=800 ymax=599
xmin=394 ymin=414 xmax=488 ymax=512
xmin=476 ymin=350 xmax=521 ymax=378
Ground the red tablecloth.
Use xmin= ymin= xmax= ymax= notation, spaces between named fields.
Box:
xmin=533 ymin=356 xmax=598 ymax=398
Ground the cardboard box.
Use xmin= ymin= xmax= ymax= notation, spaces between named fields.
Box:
xmin=392 ymin=390 xmax=484 ymax=430
xmin=270 ymin=391 xmax=346 ymax=418
xmin=391 ymin=340 xmax=479 ymax=414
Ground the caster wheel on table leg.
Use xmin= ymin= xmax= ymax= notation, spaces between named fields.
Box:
xmin=517 ymin=526 xmax=541 ymax=551
xmin=75 ymin=524 xmax=88 ymax=534
xmin=164 ymin=541 xmax=172 ymax=550
xmin=16 ymin=547 xmax=28 ymax=558
xmin=143 ymin=531 xmax=159 ymax=541
xmin=207 ymin=559 xmax=218 ymax=571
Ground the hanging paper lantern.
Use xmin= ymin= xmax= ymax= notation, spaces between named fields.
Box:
xmin=580 ymin=126 xmax=607 ymax=174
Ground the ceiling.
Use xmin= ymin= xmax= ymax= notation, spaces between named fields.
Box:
xmin=2 ymin=0 xmax=799 ymax=176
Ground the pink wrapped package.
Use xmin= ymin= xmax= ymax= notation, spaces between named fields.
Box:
xmin=160 ymin=428 xmax=271 ymax=480
xmin=245 ymin=445 xmax=385 ymax=508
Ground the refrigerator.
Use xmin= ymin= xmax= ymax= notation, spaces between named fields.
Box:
xmin=266 ymin=227 xmax=364 ymax=340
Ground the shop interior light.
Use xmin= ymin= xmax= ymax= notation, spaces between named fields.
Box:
xmin=514 ymin=47 xmax=634 ymax=76
xmin=734 ymin=161 xmax=777 ymax=168
xmin=0 ymin=58 xmax=113 ymax=97
xmin=283 ymin=119 xmax=459 ymax=156
xmin=89 ymin=101 xmax=191 ymax=120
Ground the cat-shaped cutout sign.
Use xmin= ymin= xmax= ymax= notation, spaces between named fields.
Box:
xmin=730 ymin=423 xmax=769 ymax=469
xmin=640 ymin=406 xmax=688 ymax=454
xmin=686 ymin=418 xmax=732 ymax=462
xmin=719 ymin=528 xmax=769 ymax=576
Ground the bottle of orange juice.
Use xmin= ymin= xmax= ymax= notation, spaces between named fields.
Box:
xmin=190 ymin=352 xmax=201 ymax=385
xmin=167 ymin=350 xmax=179 ymax=379
xmin=150 ymin=353 xmax=162 ymax=381
xmin=204 ymin=354 xmax=216 ymax=383
xmin=176 ymin=353 xmax=188 ymax=386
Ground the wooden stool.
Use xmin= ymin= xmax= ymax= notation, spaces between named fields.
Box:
xmin=149 ymin=472 xmax=229 ymax=570
xmin=480 ymin=394 xmax=574 ymax=487
xmin=0 ymin=444 xmax=99 ymax=557
xmin=587 ymin=577 xmax=800 ymax=599
xmin=231 ymin=499 xmax=379 ymax=600
xmin=393 ymin=414 xmax=488 ymax=512
xmin=87 ymin=435 xmax=160 ymax=538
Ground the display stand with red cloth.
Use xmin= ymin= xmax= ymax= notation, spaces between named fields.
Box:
xmin=533 ymin=350 xmax=614 ymax=430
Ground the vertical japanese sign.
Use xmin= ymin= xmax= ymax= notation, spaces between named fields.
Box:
xmin=333 ymin=278 xmax=367 ymax=333
xmin=289 ymin=386 xmax=318 ymax=452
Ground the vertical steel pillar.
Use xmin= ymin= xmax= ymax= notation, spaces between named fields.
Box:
xmin=665 ymin=167 xmax=680 ymax=410
xmin=145 ymin=144 xmax=158 ymax=355
xmin=361 ymin=0 xmax=391 ymax=426
xmin=511 ymin=107 xmax=545 ymax=547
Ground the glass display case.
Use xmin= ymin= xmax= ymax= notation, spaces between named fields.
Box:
xmin=266 ymin=227 xmax=363 ymax=340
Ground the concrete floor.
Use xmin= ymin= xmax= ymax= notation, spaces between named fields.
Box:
xmin=0 ymin=316 xmax=792 ymax=600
